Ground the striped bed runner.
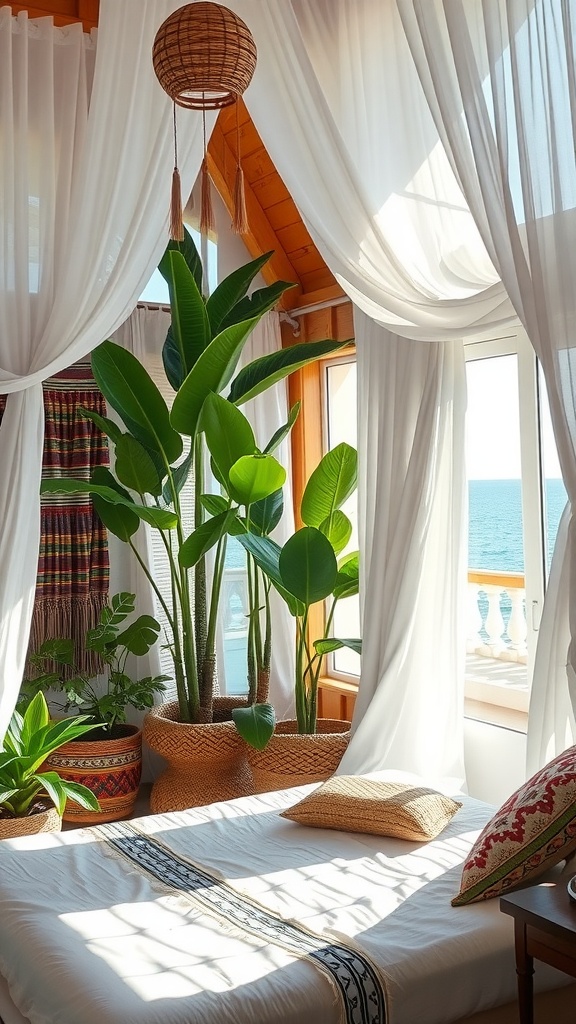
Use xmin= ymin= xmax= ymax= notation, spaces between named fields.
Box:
xmin=101 ymin=820 xmax=388 ymax=1024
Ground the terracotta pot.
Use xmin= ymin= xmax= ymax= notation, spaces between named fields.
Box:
xmin=45 ymin=725 xmax=142 ymax=825
xmin=247 ymin=718 xmax=351 ymax=795
xmin=0 ymin=804 xmax=61 ymax=840
xmin=143 ymin=700 xmax=253 ymax=813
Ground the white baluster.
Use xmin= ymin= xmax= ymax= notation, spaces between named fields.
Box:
xmin=483 ymin=585 xmax=505 ymax=654
xmin=505 ymin=587 xmax=527 ymax=657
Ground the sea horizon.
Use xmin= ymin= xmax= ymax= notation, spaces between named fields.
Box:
xmin=468 ymin=477 xmax=567 ymax=574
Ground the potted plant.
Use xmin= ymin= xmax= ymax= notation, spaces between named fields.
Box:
xmin=232 ymin=441 xmax=361 ymax=793
xmin=41 ymin=232 xmax=347 ymax=811
xmin=0 ymin=692 xmax=99 ymax=840
xmin=20 ymin=592 xmax=167 ymax=823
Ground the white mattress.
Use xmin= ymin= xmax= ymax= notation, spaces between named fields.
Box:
xmin=0 ymin=774 xmax=569 ymax=1024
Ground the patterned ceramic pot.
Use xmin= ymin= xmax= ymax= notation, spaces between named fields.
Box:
xmin=45 ymin=725 xmax=142 ymax=824
xmin=143 ymin=700 xmax=253 ymax=813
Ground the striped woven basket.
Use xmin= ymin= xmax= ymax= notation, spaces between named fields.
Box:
xmin=247 ymin=719 xmax=351 ymax=795
xmin=0 ymin=804 xmax=61 ymax=841
xmin=144 ymin=701 xmax=254 ymax=813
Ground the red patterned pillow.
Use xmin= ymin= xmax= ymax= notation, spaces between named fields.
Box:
xmin=452 ymin=746 xmax=576 ymax=905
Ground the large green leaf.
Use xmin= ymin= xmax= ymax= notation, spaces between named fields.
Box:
xmin=91 ymin=467 xmax=140 ymax=541
xmin=160 ymin=250 xmax=210 ymax=381
xmin=162 ymin=324 xmax=184 ymax=392
xmin=91 ymin=341 xmax=182 ymax=464
xmin=170 ymin=316 xmax=260 ymax=437
xmin=229 ymin=454 xmax=286 ymax=506
xmin=200 ymin=393 xmax=256 ymax=485
xmin=319 ymin=510 xmax=352 ymax=555
xmin=279 ymin=527 xmax=338 ymax=606
xmin=237 ymin=533 xmax=303 ymax=616
xmin=114 ymin=434 xmax=163 ymax=496
xmin=162 ymin=451 xmax=193 ymax=506
xmin=249 ymin=488 xmax=284 ymax=537
xmin=219 ymin=280 xmax=297 ymax=334
xmin=314 ymin=637 xmax=362 ymax=656
xmin=334 ymin=551 xmax=360 ymax=599
xmin=114 ymin=615 xmax=162 ymax=656
xmin=179 ymin=508 xmax=239 ymax=568
xmin=159 ymin=228 xmax=203 ymax=293
xmin=228 ymin=339 xmax=350 ymax=405
xmin=263 ymin=401 xmax=301 ymax=455
xmin=206 ymin=251 xmax=274 ymax=336
xmin=78 ymin=407 xmax=121 ymax=444
xmin=301 ymin=442 xmax=357 ymax=527
xmin=199 ymin=493 xmax=229 ymax=517
xmin=41 ymin=478 xmax=178 ymax=531
xmin=232 ymin=703 xmax=276 ymax=750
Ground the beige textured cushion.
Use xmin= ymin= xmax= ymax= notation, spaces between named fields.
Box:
xmin=279 ymin=776 xmax=462 ymax=841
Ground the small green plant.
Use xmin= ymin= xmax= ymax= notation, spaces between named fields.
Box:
xmin=0 ymin=692 xmax=99 ymax=818
xmin=233 ymin=442 xmax=361 ymax=749
xmin=20 ymin=593 xmax=169 ymax=735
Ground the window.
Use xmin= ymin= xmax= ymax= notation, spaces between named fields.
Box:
xmin=322 ymin=355 xmax=360 ymax=680
xmin=464 ymin=328 xmax=566 ymax=723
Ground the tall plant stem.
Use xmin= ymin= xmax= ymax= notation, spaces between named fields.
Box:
xmin=295 ymin=609 xmax=309 ymax=732
xmin=246 ymin=551 xmax=257 ymax=702
xmin=194 ymin=435 xmax=208 ymax=704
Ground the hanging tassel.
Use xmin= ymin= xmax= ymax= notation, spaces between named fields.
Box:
xmin=232 ymin=164 xmax=248 ymax=234
xmin=200 ymin=155 xmax=215 ymax=236
xmin=232 ymin=100 xmax=247 ymax=234
xmin=170 ymin=103 xmax=184 ymax=241
xmin=170 ymin=166 xmax=185 ymax=242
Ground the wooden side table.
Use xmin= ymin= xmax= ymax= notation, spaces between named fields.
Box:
xmin=500 ymin=881 xmax=576 ymax=1024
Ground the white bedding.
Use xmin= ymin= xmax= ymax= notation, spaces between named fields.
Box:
xmin=0 ymin=775 xmax=569 ymax=1024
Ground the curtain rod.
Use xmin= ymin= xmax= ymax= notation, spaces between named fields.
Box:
xmin=287 ymin=294 xmax=349 ymax=318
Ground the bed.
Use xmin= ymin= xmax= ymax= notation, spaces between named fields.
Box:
xmin=0 ymin=775 xmax=574 ymax=1024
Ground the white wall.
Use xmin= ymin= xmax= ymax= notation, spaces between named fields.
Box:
xmin=464 ymin=718 xmax=527 ymax=805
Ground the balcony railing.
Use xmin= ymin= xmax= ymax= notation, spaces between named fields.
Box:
xmin=467 ymin=569 xmax=527 ymax=664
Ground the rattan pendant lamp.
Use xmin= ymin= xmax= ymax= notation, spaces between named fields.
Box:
xmin=152 ymin=2 xmax=258 ymax=240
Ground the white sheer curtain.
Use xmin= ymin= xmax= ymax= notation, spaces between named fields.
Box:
xmin=228 ymin=0 xmax=523 ymax=783
xmin=398 ymin=0 xmax=576 ymax=769
xmin=232 ymin=312 xmax=296 ymax=721
xmin=339 ymin=314 xmax=467 ymax=785
xmin=0 ymin=1 xmax=210 ymax=741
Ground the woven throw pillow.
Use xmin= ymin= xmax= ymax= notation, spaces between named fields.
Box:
xmin=279 ymin=776 xmax=462 ymax=841
xmin=452 ymin=744 xmax=576 ymax=906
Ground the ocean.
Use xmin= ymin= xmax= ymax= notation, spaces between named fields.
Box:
xmin=468 ymin=478 xmax=568 ymax=574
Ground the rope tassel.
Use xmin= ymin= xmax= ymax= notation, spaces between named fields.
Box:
xmin=233 ymin=164 xmax=248 ymax=234
xmin=200 ymin=155 xmax=215 ymax=235
xmin=170 ymin=166 xmax=185 ymax=242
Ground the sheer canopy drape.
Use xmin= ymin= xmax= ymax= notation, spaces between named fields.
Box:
xmin=398 ymin=0 xmax=576 ymax=769
xmin=0 ymin=1 xmax=210 ymax=741
xmin=228 ymin=0 xmax=526 ymax=783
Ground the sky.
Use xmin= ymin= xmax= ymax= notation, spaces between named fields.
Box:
xmin=466 ymin=353 xmax=562 ymax=480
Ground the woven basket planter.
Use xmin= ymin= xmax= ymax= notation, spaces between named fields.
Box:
xmin=143 ymin=700 xmax=253 ymax=813
xmin=45 ymin=725 xmax=142 ymax=825
xmin=247 ymin=719 xmax=351 ymax=795
xmin=0 ymin=804 xmax=61 ymax=840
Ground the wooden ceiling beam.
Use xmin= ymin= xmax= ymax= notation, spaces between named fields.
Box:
xmin=207 ymin=120 xmax=303 ymax=311
xmin=8 ymin=2 xmax=99 ymax=29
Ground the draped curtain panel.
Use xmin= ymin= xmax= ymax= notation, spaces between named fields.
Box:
xmin=0 ymin=1 xmax=210 ymax=742
xmin=398 ymin=0 xmax=576 ymax=770
xmin=229 ymin=0 xmax=527 ymax=785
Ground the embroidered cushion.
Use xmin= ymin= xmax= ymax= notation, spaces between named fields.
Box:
xmin=279 ymin=775 xmax=462 ymax=841
xmin=452 ymin=745 xmax=576 ymax=906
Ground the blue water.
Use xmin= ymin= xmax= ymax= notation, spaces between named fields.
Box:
xmin=469 ymin=478 xmax=568 ymax=574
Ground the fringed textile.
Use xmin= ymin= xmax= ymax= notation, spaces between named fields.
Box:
xmin=0 ymin=361 xmax=110 ymax=676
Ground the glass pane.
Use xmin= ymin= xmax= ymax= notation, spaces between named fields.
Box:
xmin=467 ymin=355 xmax=524 ymax=573
xmin=325 ymin=360 xmax=360 ymax=677
xmin=538 ymin=365 xmax=568 ymax=578
xmin=465 ymin=354 xmax=528 ymax=698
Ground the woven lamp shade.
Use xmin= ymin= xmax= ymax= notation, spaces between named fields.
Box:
xmin=152 ymin=2 xmax=257 ymax=109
